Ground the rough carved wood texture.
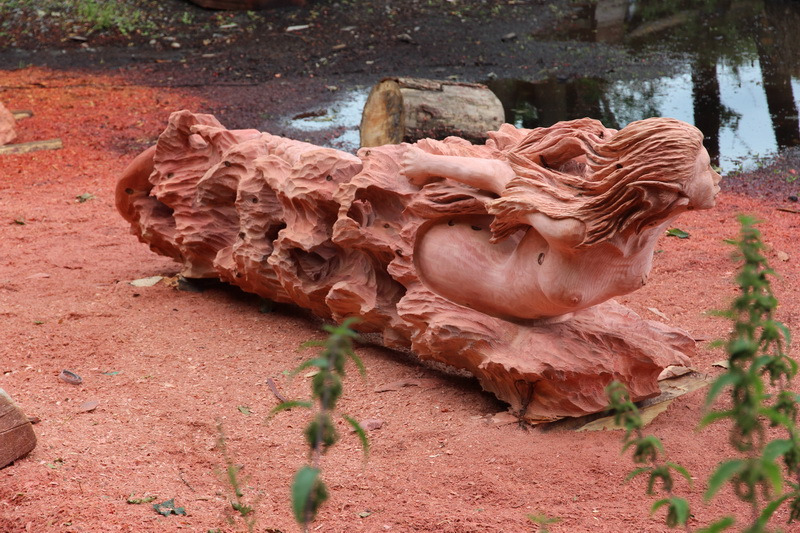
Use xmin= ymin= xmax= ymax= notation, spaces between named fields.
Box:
xmin=360 ymin=78 xmax=506 ymax=148
xmin=0 ymin=389 xmax=36 ymax=469
xmin=0 ymin=102 xmax=17 ymax=146
xmin=117 ymin=111 xmax=697 ymax=421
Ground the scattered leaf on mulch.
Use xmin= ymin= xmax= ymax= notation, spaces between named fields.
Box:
xmin=153 ymin=498 xmax=186 ymax=516
xmin=77 ymin=400 xmax=99 ymax=413
xmin=237 ymin=405 xmax=251 ymax=415
xmin=127 ymin=493 xmax=157 ymax=504
xmin=666 ymin=228 xmax=690 ymax=239
xmin=130 ymin=276 xmax=163 ymax=287
xmin=75 ymin=193 xmax=95 ymax=203
xmin=712 ymin=360 xmax=730 ymax=369
xmin=776 ymin=250 xmax=790 ymax=261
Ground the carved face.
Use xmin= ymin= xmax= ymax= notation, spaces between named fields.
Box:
xmin=684 ymin=148 xmax=721 ymax=210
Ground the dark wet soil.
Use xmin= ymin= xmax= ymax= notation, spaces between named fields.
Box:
xmin=1 ymin=0 xmax=686 ymax=130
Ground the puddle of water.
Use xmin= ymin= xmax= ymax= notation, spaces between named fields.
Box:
xmin=287 ymin=0 xmax=800 ymax=172
xmin=286 ymin=89 xmax=368 ymax=152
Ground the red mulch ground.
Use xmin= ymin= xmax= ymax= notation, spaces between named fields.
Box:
xmin=1 ymin=66 xmax=799 ymax=532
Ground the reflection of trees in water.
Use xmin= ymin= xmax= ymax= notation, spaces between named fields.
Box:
xmin=486 ymin=78 xmax=618 ymax=130
xmin=541 ymin=0 xmax=800 ymax=160
xmin=757 ymin=0 xmax=800 ymax=148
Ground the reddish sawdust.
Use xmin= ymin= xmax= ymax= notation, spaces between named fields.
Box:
xmin=1 ymin=67 xmax=799 ymax=533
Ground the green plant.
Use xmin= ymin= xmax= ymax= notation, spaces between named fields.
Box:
xmin=527 ymin=511 xmax=561 ymax=532
xmin=270 ymin=318 xmax=368 ymax=532
xmin=701 ymin=215 xmax=800 ymax=530
xmin=607 ymin=381 xmax=692 ymax=527
xmin=609 ymin=215 xmax=798 ymax=532
xmin=216 ymin=422 xmax=258 ymax=532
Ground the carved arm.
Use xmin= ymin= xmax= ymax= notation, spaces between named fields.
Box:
xmin=401 ymin=146 xmax=515 ymax=194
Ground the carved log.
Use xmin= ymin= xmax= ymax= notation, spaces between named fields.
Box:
xmin=116 ymin=111 xmax=716 ymax=421
xmin=360 ymin=77 xmax=506 ymax=147
xmin=0 ymin=389 xmax=36 ymax=469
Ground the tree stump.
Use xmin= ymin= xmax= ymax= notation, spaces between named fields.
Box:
xmin=0 ymin=389 xmax=36 ymax=469
xmin=360 ymin=77 xmax=506 ymax=147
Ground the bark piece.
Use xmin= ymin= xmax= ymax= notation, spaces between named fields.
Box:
xmin=360 ymin=77 xmax=505 ymax=147
xmin=0 ymin=389 xmax=37 ymax=469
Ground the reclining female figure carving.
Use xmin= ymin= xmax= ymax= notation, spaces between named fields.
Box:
xmin=118 ymin=112 xmax=719 ymax=421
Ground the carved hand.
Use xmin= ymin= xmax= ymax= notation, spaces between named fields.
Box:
xmin=401 ymin=146 xmax=440 ymax=187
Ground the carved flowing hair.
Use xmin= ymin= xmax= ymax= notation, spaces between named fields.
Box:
xmin=488 ymin=117 xmax=704 ymax=247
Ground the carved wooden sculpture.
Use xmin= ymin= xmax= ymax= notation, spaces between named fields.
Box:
xmin=117 ymin=111 xmax=720 ymax=422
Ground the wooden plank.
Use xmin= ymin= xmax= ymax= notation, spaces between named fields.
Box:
xmin=0 ymin=138 xmax=62 ymax=155
xmin=0 ymin=389 xmax=36 ymax=469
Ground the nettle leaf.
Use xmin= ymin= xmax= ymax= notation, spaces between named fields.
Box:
xmin=342 ymin=414 xmax=370 ymax=457
xmin=652 ymin=497 xmax=690 ymax=527
xmin=291 ymin=466 xmax=328 ymax=525
xmin=267 ymin=400 xmax=312 ymax=420
xmin=705 ymin=460 xmax=746 ymax=501
xmin=696 ymin=516 xmax=735 ymax=532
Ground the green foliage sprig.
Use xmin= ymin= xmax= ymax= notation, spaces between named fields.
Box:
xmin=216 ymin=422 xmax=258 ymax=532
xmin=700 ymin=215 xmax=799 ymax=531
xmin=609 ymin=215 xmax=798 ymax=532
xmin=607 ymin=382 xmax=693 ymax=528
xmin=270 ymin=318 xmax=367 ymax=532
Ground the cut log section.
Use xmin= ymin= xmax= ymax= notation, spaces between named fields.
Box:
xmin=360 ymin=77 xmax=506 ymax=147
xmin=0 ymin=389 xmax=36 ymax=469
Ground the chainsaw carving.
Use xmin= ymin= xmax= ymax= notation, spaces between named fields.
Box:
xmin=117 ymin=111 xmax=720 ymax=421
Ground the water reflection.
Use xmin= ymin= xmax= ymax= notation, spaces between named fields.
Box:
xmin=526 ymin=0 xmax=800 ymax=170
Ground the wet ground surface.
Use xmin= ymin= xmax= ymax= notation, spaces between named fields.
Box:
xmin=6 ymin=0 xmax=800 ymax=171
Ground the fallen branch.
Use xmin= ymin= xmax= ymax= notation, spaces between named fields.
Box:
xmin=0 ymin=138 xmax=62 ymax=155
xmin=266 ymin=377 xmax=288 ymax=403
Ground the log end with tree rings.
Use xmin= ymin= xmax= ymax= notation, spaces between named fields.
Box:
xmin=360 ymin=77 xmax=506 ymax=148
